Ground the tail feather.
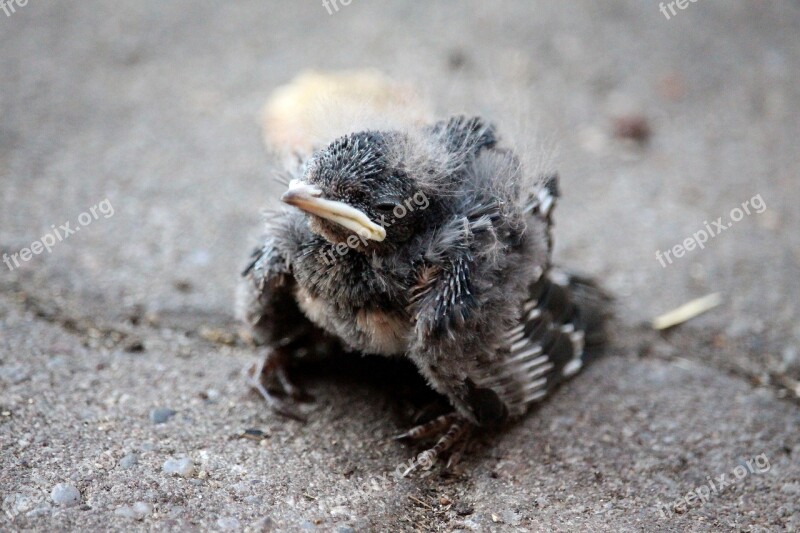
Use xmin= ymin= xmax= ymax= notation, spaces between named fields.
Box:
xmin=560 ymin=271 xmax=612 ymax=348
xmin=470 ymin=267 xmax=611 ymax=419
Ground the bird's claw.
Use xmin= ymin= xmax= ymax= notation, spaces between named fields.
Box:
xmin=394 ymin=412 xmax=473 ymax=475
xmin=246 ymin=348 xmax=309 ymax=421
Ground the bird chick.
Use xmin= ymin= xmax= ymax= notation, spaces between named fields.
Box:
xmin=237 ymin=116 xmax=610 ymax=470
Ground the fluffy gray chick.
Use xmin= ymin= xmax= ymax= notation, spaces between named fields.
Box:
xmin=237 ymin=116 xmax=610 ymax=471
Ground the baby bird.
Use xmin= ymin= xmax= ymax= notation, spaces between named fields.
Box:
xmin=237 ymin=116 xmax=609 ymax=470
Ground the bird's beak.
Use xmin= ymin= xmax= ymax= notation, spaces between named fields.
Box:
xmin=280 ymin=179 xmax=387 ymax=242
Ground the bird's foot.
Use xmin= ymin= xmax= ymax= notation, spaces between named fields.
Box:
xmin=394 ymin=412 xmax=473 ymax=475
xmin=246 ymin=348 xmax=310 ymax=421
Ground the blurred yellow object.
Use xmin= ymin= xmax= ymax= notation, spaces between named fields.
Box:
xmin=261 ymin=70 xmax=431 ymax=154
xmin=652 ymin=293 xmax=722 ymax=330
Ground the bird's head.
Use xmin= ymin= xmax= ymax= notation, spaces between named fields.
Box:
xmin=281 ymin=131 xmax=435 ymax=252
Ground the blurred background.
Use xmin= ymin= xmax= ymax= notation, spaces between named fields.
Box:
xmin=1 ymin=2 xmax=798 ymax=531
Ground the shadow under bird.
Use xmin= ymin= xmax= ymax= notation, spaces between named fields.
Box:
xmin=237 ymin=116 xmax=610 ymax=472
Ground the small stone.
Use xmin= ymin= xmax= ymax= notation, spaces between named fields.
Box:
xmin=238 ymin=428 xmax=269 ymax=441
xmin=199 ymin=388 xmax=221 ymax=402
xmin=336 ymin=527 xmax=356 ymax=533
xmin=455 ymin=503 xmax=474 ymax=516
xmin=119 ymin=453 xmax=138 ymax=469
xmin=123 ymin=339 xmax=146 ymax=353
xmin=217 ymin=517 xmax=241 ymax=530
xmin=50 ymin=483 xmax=81 ymax=507
xmin=162 ymin=457 xmax=194 ymax=478
xmin=612 ymin=114 xmax=651 ymax=143
xmin=173 ymin=279 xmax=193 ymax=293
xmin=114 ymin=501 xmax=152 ymax=520
xmin=149 ymin=408 xmax=176 ymax=424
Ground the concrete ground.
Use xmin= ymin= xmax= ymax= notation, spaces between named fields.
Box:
xmin=1 ymin=1 xmax=799 ymax=531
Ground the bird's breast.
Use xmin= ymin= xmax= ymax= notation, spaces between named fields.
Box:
xmin=353 ymin=307 xmax=410 ymax=355
xmin=291 ymin=238 xmax=415 ymax=355
xmin=294 ymin=285 xmax=411 ymax=356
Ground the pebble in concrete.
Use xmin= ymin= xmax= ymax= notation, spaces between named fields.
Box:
xmin=114 ymin=501 xmax=153 ymax=520
xmin=119 ymin=453 xmax=138 ymax=469
xmin=149 ymin=408 xmax=176 ymax=424
xmin=50 ymin=483 xmax=81 ymax=507
xmin=162 ymin=457 xmax=195 ymax=478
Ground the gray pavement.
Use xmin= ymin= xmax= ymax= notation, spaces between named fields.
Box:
xmin=1 ymin=1 xmax=799 ymax=531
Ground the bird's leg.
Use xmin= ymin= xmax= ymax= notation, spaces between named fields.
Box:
xmin=394 ymin=412 xmax=460 ymax=440
xmin=395 ymin=412 xmax=473 ymax=475
xmin=445 ymin=424 xmax=472 ymax=469
xmin=246 ymin=347 xmax=307 ymax=421
xmin=410 ymin=400 xmax=450 ymax=425
xmin=273 ymin=356 xmax=314 ymax=402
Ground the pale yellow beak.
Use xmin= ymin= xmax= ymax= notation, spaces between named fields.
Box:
xmin=281 ymin=179 xmax=387 ymax=242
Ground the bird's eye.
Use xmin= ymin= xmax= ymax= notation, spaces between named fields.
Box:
xmin=373 ymin=201 xmax=397 ymax=212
